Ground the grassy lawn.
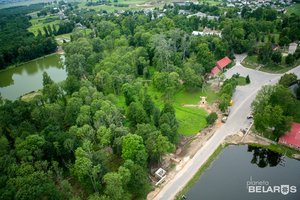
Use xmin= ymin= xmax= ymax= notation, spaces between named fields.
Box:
xmin=55 ymin=33 xmax=72 ymax=45
xmin=77 ymin=2 xmax=142 ymax=12
xmin=235 ymin=77 xmax=247 ymax=86
xmin=116 ymin=85 xmax=218 ymax=136
xmin=242 ymin=55 xmax=300 ymax=74
xmin=173 ymin=87 xmax=219 ymax=105
xmin=286 ymin=3 xmax=300 ymax=16
xmin=28 ymin=15 xmax=60 ymax=35
xmin=175 ymin=106 xmax=207 ymax=136
xmin=199 ymin=0 xmax=221 ymax=6
xmin=171 ymin=87 xmax=219 ymax=135
xmin=116 ymin=0 xmax=147 ymax=5
xmin=241 ymin=55 xmax=260 ymax=70
xmin=148 ymin=86 xmax=210 ymax=136
xmin=55 ymin=29 xmax=93 ymax=45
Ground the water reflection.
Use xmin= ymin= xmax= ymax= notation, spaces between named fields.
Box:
xmin=248 ymin=146 xmax=283 ymax=168
xmin=0 ymin=54 xmax=66 ymax=100
xmin=186 ymin=145 xmax=300 ymax=200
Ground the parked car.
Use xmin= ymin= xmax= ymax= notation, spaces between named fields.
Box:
xmin=221 ymin=116 xmax=228 ymax=123
xmin=247 ymin=114 xmax=253 ymax=119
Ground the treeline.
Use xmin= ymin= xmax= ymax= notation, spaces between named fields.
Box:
xmin=0 ymin=3 xmax=45 ymax=15
xmin=39 ymin=21 xmax=75 ymax=37
xmin=252 ymin=73 xmax=300 ymax=141
xmin=0 ymin=5 xmax=58 ymax=69
xmin=167 ymin=2 xmax=221 ymax=16
xmin=223 ymin=7 xmax=300 ymax=54
xmin=2 ymin=3 xmax=298 ymax=200
xmin=0 ymin=7 xmax=233 ymax=199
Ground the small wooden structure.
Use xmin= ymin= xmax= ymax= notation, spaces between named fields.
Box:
xmin=199 ymin=96 xmax=207 ymax=106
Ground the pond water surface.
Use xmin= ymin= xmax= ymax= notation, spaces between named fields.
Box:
xmin=0 ymin=54 xmax=67 ymax=100
xmin=186 ymin=145 xmax=300 ymax=200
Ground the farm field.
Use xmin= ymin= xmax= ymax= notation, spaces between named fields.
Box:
xmin=28 ymin=15 xmax=60 ymax=35
xmin=286 ymin=3 xmax=300 ymax=16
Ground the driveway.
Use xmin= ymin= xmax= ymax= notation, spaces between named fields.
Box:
xmin=152 ymin=55 xmax=300 ymax=200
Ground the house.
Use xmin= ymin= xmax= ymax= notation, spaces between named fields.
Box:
xmin=173 ymin=1 xmax=191 ymax=6
xmin=75 ymin=23 xmax=87 ymax=30
xmin=288 ymin=43 xmax=298 ymax=55
xmin=209 ymin=56 xmax=232 ymax=77
xmin=216 ymin=56 xmax=232 ymax=70
xmin=210 ymin=66 xmax=221 ymax=76
xmin=279 ymin=122 xmax=300 ymax=149
xmin=178 ymin=10 xmax=191 ymax=15
xmin=187 ymin=12 xmax=219 ymax=20
xmin=192 ymin=27 xmax=222 ymax=37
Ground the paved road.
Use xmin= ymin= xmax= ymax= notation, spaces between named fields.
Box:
xmin=153 ymin=55 xmax=300 ymax=200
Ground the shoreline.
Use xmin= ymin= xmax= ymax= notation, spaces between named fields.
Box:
xmin=148 ymin=129 xmax=300 ymax=200
xmin=0 ymin=47 xmax=64 ymax=73
xmin=174 ymin=132 xmax=300 ymax=199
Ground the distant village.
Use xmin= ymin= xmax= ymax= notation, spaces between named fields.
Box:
xmin=226 ymin=0 xmax=294 ymax=12
xmin=25 ymin=0 xmax=299 ymax=43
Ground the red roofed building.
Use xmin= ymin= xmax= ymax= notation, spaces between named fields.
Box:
xmin=216 ymin=56 xmax=231 ymax=69
xmin=209 ymin=56 xmax=232 ymax=77
xmin=279 ymin=122 xmax=300 ymax=149
xmin=210 ymin=66 xmax=220 ymax=76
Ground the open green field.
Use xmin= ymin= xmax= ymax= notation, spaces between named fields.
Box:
xmin=172 ymin=87 xmax=219 ymax=135
xmin=0 ymin=0 xmax=82 ymax=9
xmin=199 ymin=0 xmax=221 ymax=6
xmin=242 ymin=55 xmax=300 ymax=74
xmin=28 ymin=15 xmax=60 ymax=35
xmin=175 ymin=105 xmax=207 ymax=135
xmin=77 ymin=0 xmax=145 ymax=12
xmin=55 ymin=29 xmax=94 ymax=45
xmin=241 ymin=55 xmax=259 ymax=70
xmin=286 ymin=3 xmax=300 ymax=16
xmin=77 ymin=0 xmax=200 ymax=12
xmin=117 ymin=85 xmax=218 ymax=136
xmin=0 ymin=0 xmax=48 ymax=9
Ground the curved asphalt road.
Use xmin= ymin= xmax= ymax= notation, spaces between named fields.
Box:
xmin=153 ymin=54 xmax=300 ymax=200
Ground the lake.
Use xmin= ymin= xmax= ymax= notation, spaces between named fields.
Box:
xmin=0 ymin=54 xmax=67 ymax=100
xmin=186 ymin=145 xmax=300 ymax=200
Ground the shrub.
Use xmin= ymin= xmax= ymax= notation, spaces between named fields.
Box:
xmin=246 ymin=75 xmax=250 ymax=84
xmin=285 ymin=54 xmax=295 ymax=65
xmin=206 ymin=112 xmax=218 ymax=125
xmin=279 ymin=73 xmax=297 ymax=87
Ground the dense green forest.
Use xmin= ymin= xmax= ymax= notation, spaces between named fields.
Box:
xmin=0 ymin=4 xmax=57 ymax=69
xmin=1 ymin=2 xmax=300 ymax=200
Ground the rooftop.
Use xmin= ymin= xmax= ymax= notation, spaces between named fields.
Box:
xmin=216 ymin=56 xmax=231 ymax=69
xmin=279 ymin=122 xmax=300 ymax=148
